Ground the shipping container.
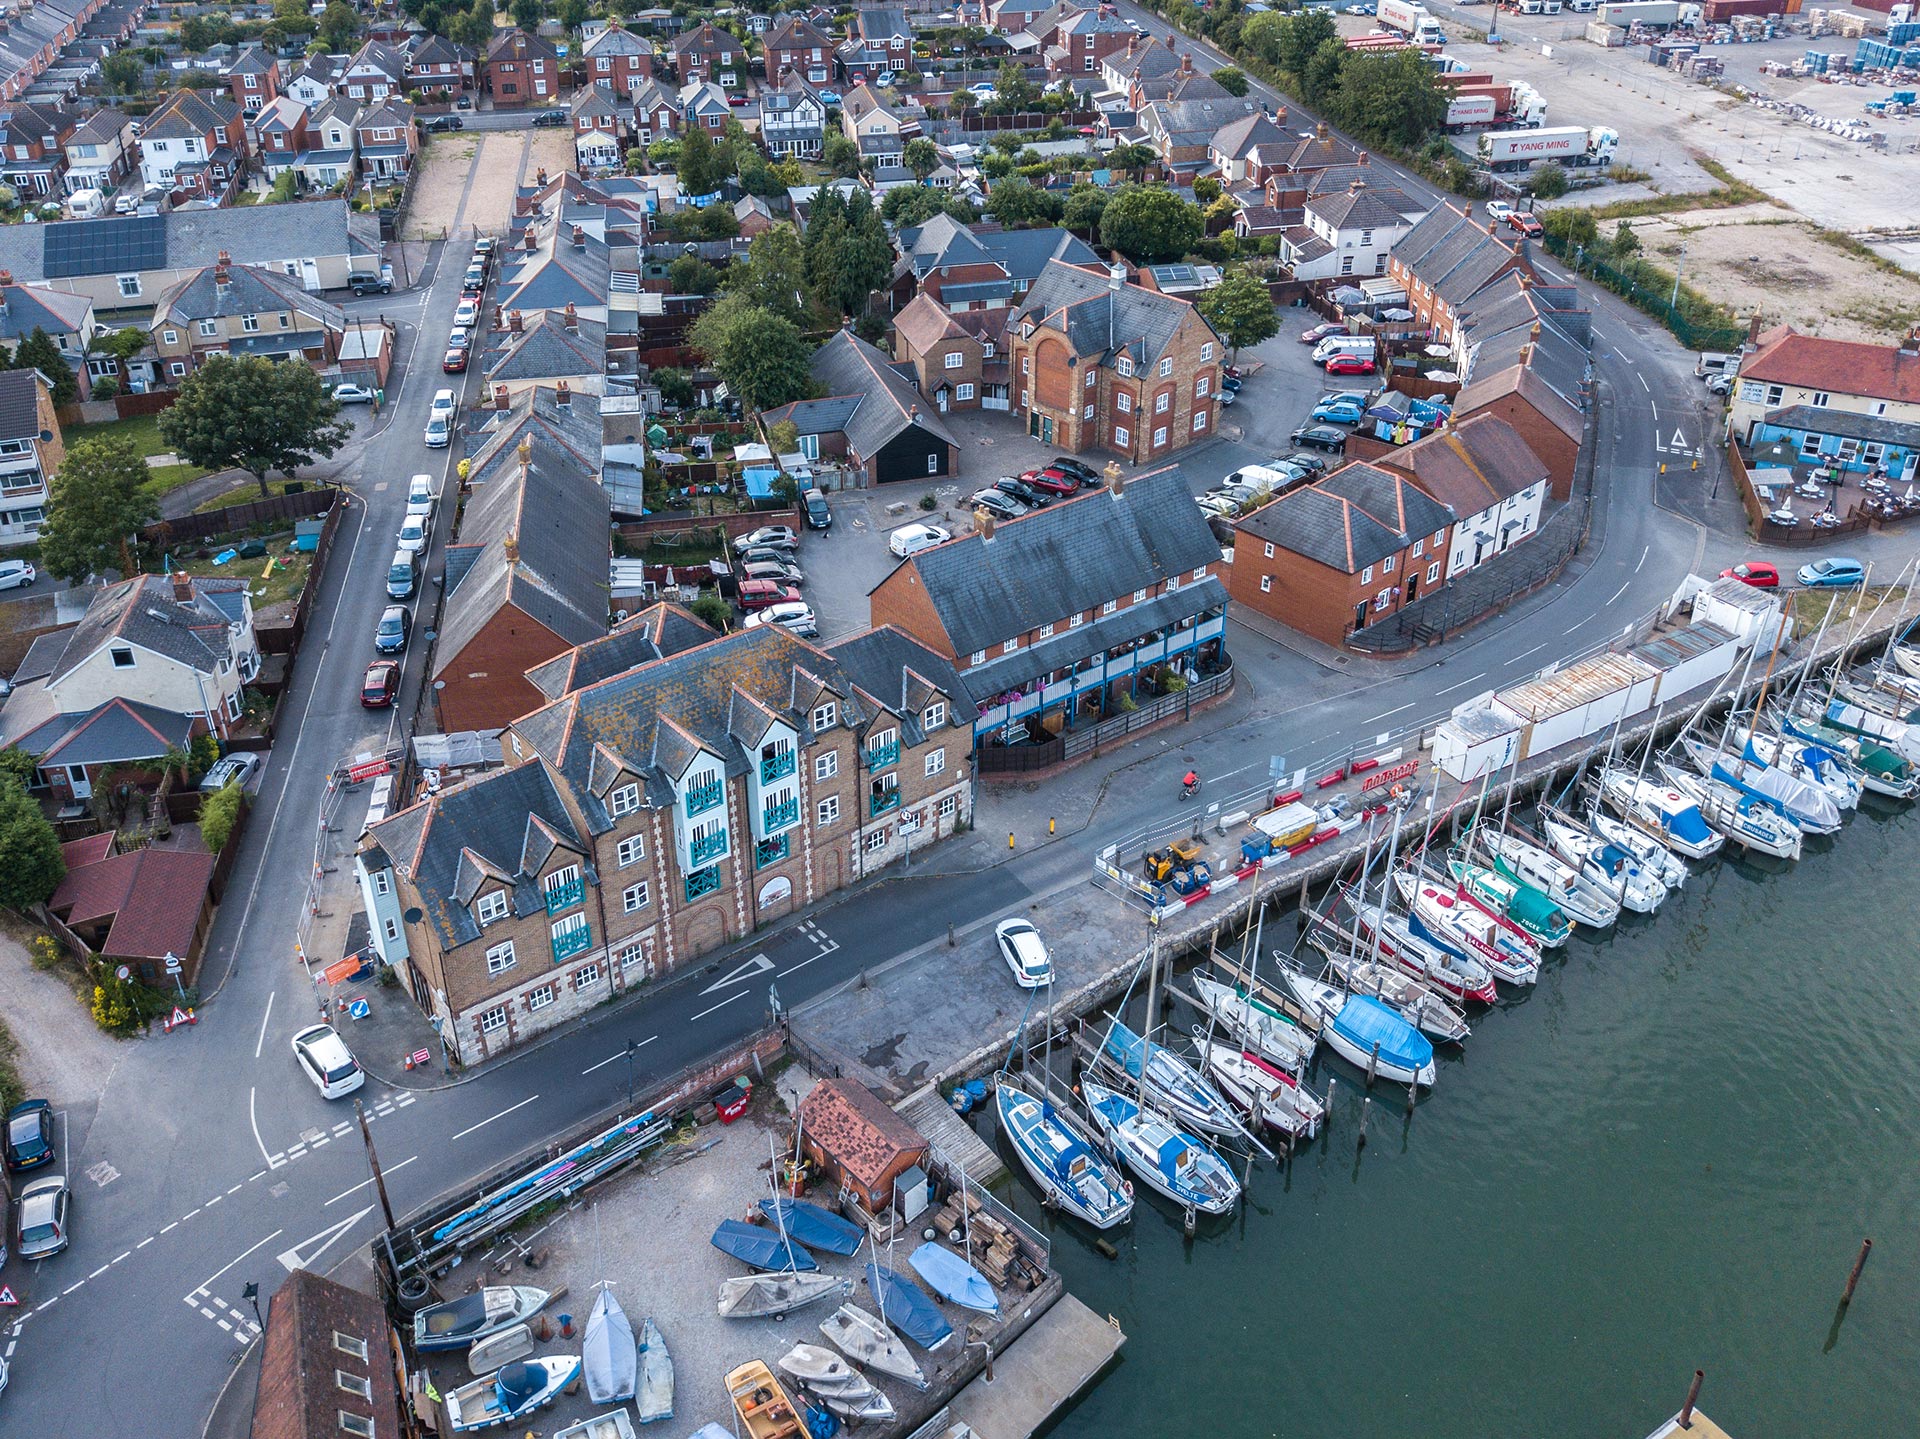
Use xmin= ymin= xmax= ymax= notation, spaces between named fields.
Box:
xmin=1444 ymin=93 xmax=1499 ymax=127
xmin=1478 ymin=125 xmax=1615 ymax=167
xmin=1492 ymin=652 xmax=1661 ymax=761
xmin=1595 ymin=0 xmax=1682 ymax=24
xmin=1703 ymin=0 xmax=1785 ymax=19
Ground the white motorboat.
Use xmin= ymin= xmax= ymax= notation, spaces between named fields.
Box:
xmin=1188 ymin=974 xmax=1316 ymax=1076
xmin=1194 ymin=1038 xmax=1326 ymax=1140
xmin=1538 ymin=812 xmax=1667 ymax=915
xmin=1890 ymin=642 xmax=1920 ymax=681
xmin=1597 ymin=769 xmax=1726 ymax=860
xmin=1310 ymin=950 xmax=1471 ymax=1043
xmin=1587 ymin=807 xmax=1690 ymax=888
xmin=1477 ymin=827 xmax=1621 ymax=929
xmin=1658 ymin=763 xmax=1802 ymax=860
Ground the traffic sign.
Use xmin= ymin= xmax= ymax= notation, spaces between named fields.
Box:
xmin=410 ymin=1048 xmax=432 ymax=1067
xmin=115 ymin=965 xmax=130 ymax=981
xmin=346 ymin=998 xmax=371 ymax=1020
xmin=164 ymin=955 xmax=183 ymax=976
xmin=0 ymin=1285 xmax=18 ymax=1305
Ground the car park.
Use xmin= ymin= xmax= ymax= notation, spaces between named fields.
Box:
xmin=1721 ymin=561 xmax=1779 ymax=589
xmin=15 ymin=1174 xmax=70 ymax=1260
xmin=970 ymin=489 xmax=1028 ymax=521
xmin=1301 ymin=321 xmax=1348 ymax=344
xmin=1312 ymin=397 xmax=1366 ymax=425
xmin=741 ymin=557 xmax=804 ymax=587
xmin=994 ymin=918 xmax=1053 ymax=988
xmin=738 ymin=578 xmax=802 ymax=611
xmin=407 ymin=473 xmax=438 ymax=517
xmin=1279 ymin=452 xmax=1329 ymax=479
xmin=453 ymin=298 xmax=479 ymax=328
xmin=291 ymin=1023 xmax=365 ymax=1098
xmin=995 ymin=476 xmax=1051 ymax=508
xmin=423 ymin=415 xmax=451 ymax=448
xmin=1325 ymin=353 xmax=1376 ymax=375
xmin=199 ymin=753 xmax=261 ymax=792
xmin=1021 ymin=467 xmax=1078 ymax=497
xmin=889 ymin=522 xmax=951 ymax=558
xmin=4 ymin=1100 xmax=54 ymax=1173
xmin=1291 ymin=424 xmax=1349 ymax=453
xmin=443 ymin=346 xmax=468 ymax=373
xmin=332 ymin=382 xmax=376 ymax=404
xmin=375 ymin=605 xmax=412 ymax=653
xmin=0 ymin=558 xmax=36 ymax=589
xmin=743 ymin=600 xmax=819 ymax=638
xmin=348 ymin=272 xmax=390 ymax=296
xmin=361 ymin=660 xmax=400 ymax=708
xmin=1798 ymin=557 xmax=1866 ymax=588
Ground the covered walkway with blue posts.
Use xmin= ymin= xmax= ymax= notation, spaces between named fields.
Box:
xmin=964 ymin=582 xmax=1230 ymax=747
xmin=1749 ymin=405 xmax=1920 ymax=482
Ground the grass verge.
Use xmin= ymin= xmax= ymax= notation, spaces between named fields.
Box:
xmin=1580 ymin=155 xmax=1771 ymax=222
xmin=0 ymin=1010 xmax=22 ymax=1113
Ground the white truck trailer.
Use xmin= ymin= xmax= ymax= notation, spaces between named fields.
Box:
xmin=1379 ymin=0 xmax=1446 ymax=43
xmin=1478 ymin=125 xmax=1619 ymax=169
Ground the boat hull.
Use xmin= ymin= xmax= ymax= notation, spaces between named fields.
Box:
xmin=994 ymin=1082 xmax=1134 ymax=1229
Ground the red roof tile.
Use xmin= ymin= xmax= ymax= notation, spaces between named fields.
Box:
xmin=799 ymin=1078 xmax=927 ymax=1194
xmin=50 ymin=846 xmax=215 ymax=959
xmin=1741 ymin=325 xmax=1920 ymax=406
xmin=61 ymin=832 xmax=117 ymax=868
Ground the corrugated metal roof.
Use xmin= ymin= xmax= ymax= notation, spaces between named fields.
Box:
xmin=1630 ymin=621 xmax=1735 ymax=670
xmin=1496 ymin=651 xmax=1659 ymax=722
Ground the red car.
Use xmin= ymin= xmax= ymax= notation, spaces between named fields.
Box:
xmin=1021 ymin=467 xmax=1079 ymax=497
xmin=1505 ymin=211 xmax=1545 ymax=239
xmin=1301 ymin=322 xmax=1348 ymax=344
xmin=361 ymin=660 xmax=400 ymax=708
xmin=442 ymin=347 xmax=468 ymax=373
xmin=1325 ymin=354 xmax=1375 ymax=375
xmin=1721 ymin=561 xmax=1780 ymax=589
xmin=738 ymin=578 xmax=801 ymax=610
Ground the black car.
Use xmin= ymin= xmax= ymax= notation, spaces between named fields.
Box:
xmin=532 ymin=109 xmax=568 ymax=127
xmin=1048 ymin=456 xmax=1101 ymax=487
xmin=1290 ymin=424 xmax=1349 ymax=454
xmin=995 ymin=476 xmax=1051 ymax=508
xmin=349 ymin=272 xmax=391 ymax=296
xmin=1280 ymin=451 xmax=1330 ymax=477
xmin=425 ymin=114 xmax=464 ymax=132
xmin=3 ymin=1099 xmax=54 ymax=1174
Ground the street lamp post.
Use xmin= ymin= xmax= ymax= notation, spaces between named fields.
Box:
xmin=241 ymin=1281 xmax=264 ymax=1333
xmin=624 ymin=1038 xmax=640 ymax=1110
xmin=1668 ymin=242 xmax=1686 ymax=318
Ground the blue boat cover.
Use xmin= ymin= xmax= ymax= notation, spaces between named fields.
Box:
xmin=865 ymin=1263 xmax=954 ymax=1351
xmin=759 ymin=1198 xmax=863 ymax=1257
xmin=1333 ymin=995 xmax=1434 ymax=1073
xmin=909 ymin=1242 xmax=998 ymax=1313
xmin=1659 ymin=798 xmax=1713 ymax=846
xmin=710 ymin=1219 xmax=817 ymax=1273
xmin=495 ymin=1363 xmax=546 ymax=1411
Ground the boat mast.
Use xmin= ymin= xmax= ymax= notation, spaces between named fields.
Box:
xmin=1368 ymin=800 xmax=1407 ymax=972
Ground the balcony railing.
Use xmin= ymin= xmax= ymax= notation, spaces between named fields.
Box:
xmin=543 ymin=874 xmax=585 ymax=915
xmin=760 ymin=749 xmax=796 ymax=784
xmin=685 ymin=864 xmax=722 ymax=903
xmin=690 ymin=828 xmax=728 ymax=866
xmin=550 ymin=923 xmax=592 ymax=963
xmin=756 ymin=834 xmax=790 ymax=869
xmin=870 ymin=788 xmax=901 ymax=818
xmin=685 ymin=777 xmax=724 ymax=817
xmin=866 ymin=739 xmax=899 ymax=771
xmin=762 ymin=796 xmax=799 ymax=834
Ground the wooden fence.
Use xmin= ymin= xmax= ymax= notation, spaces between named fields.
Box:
xmin=148 ymin=486 xmax=336 ymax=546
xmin=1728 ymin=438 xmax=1874 ymax=544
xmin=616 ymin=505 xmax=801 ymax=544
xmin=115 ymin=388 xmax=179 ymax=419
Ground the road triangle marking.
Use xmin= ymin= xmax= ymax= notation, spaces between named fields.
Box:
xmin=700 ymin=953 xmax=775 ymax=995
xmin=276 ymin=1206 xmax=375 ymax=1274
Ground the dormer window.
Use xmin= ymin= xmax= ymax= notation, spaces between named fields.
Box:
xmin=924 ymin=701 xmax=946 ymax=731
xmin=811 ymin=701 xmax=837 ymax=731
xmin=609 ymin=782 xmax=640 ymax=817
xmin=476 ymin=890 xmax=510 ymax=926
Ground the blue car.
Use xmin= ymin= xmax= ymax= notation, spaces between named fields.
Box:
xmin=818 ymin=89 xmax=842 ymax=105
xmin=1312 ymin=398 xmax=1366 ymax=425
xmin=1797 ymin=557 xmax=1866 ymax=588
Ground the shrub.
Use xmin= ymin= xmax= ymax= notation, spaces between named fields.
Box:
xmin=690 ymin=591 xmax=733 ymax=632
xmin=199 ymin=779 xmax=246 ymax=854
xmin=918 ymin=493 xmax=939 ymax=511
xmin=1529 ymin=165 xmax=1569 ymax=199
xmin=91 ymin=975 xmax=143 ymax=1034
xmin=92 ymin=376 xmax=121 ymax=400
xmin=28 ymin=934 xmax=61 ymax=971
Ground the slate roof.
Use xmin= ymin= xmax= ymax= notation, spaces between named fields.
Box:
xmin=1760 ymin=405 xmax=1920 ymax=449
xmin=855 ymin=6 xmax=912 ymax=41
xmin=1385 ymin=414 xmax=1548 ymax=516
xmin=47 ymin=574 xmax=246 ymax=684
xmin=1391 ymin=202 xmax=1525 ymax=314
xmin=483 ymin=310 xmax=606 ymax=383
xmin=0 ymin=201 xmax=361 ymax=284
xmin=369 ymin=759 xmax=587 ymax=948
xmin=1308 ymin=183 xmax=1419 ymax=233
xmin=765 ymin=15 xmax=832 ymax=49
xmin=141 ymin=89 xmax=234 ymax=142
xmin=800 ymin=1078 xmax=928 ymax=1195
xmin=227 ymin=44 xmax=277 ymax=76
xmin=1467 ymin=312 xmax=1590 ymax=410
xmin=572 ymin=84 xmax=623 ymax=121
xmin=0 ymin=367 xmax=47 ymax=441
xmin=761 ymin=394 xmax=861 ymax=437
xmin=1011 ymin=258 xmax=1214 ymax=370
xmin=889 ymin=465 xmax=1220 ymax=657
xmin=67 ymin=110 xmax=131 ymax=147
xmin=1237 ymin=462 xmax=1451 ymax=574
xmin=151 ymin=261 xmax=346 ymax=332
xmin=897 ymin=215 xmax=1098 ymax=290
xmin=346 ymin=38 xmax=408 ymax=81
xmin=1146 ymin=93 xmax=1257 ymax=149
xmin=410 ymin=35 xmax=472 ymax=69
xmin=525 ymin=602 xmax=718 ymax=700
xmin=485 ymin=27 xmax=558 ymax=64
xmin=955 ymin=581 xmax=1223 ymax=707
xmin=1742 ymin=325 xmax=1920 ymax=405
xmin=806 ymin=329 xmax=957 ymax=460
xmin=16 ymin=697 xmax=193 ymax=768
xmin=582 ymin=23 xmax=650 ymax=56
xmin=1211 ymin=111 xmax=1286 ymax=160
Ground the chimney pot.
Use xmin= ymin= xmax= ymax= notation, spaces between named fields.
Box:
xmin=1315 ymin=121 xmax=1326 ymax=139
xmin=571 ymin=224 xmax=586 ymax=246
xmin=493 ymin=303 xmax=504 ymax=328
xmin=909 ymin=403 xmax=919 ymax=421
xmin=1179 ymin=52 xmax=1192 ymax=74
xmin=556 ymin=380 xmax=571 ymax=406
xmin=493 ymin=382 xmax=510 ymax=408
xmin=504 ymin=531 xmax=520 ymax=562
xmin=509 ymin=308 xmax=524 ymax=333
xmin=217 ymin=249 xmax=231 ymax=265
xmin=980 ymin=512 xmax=994 ymax=541
xmin=563 ymin=302 xmax=578 ymax=332
xmin=1357 ymin=150 xmax=1369 ymax=166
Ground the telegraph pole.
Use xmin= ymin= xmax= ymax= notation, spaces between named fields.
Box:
xmin=355 ymin=1100 xmax=397 ymax=1232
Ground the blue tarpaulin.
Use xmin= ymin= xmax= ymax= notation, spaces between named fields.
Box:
xmin=743 ymin=466 xmax=782 ymax=500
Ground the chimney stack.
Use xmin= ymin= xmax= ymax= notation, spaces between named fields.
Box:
xmin=517 ymin=436 xmax=533 ymax=467
xmin=563 ymin=302 xmax=578 ymax=332
xmin=1179 ymin=52 xmax=1192 ymax=75
xmin=909 ymin=403 xmax=919 ymax=421
xmin=493 ymin=303 xmax=504 ymax=328
xmin=508 ymin=308 xmax=524 ymax=333
xmin=493 ymin=382 xmax=510 ymax=408
xmin=979 ymin=512 xmax=995 ymax=542
xmin=1356 ymin=150 xmax=1369 ymax=166
xmin=571 ymin=224 xmax=586 ymax=247
xmin=1315 ymin=121 xmax=1326 ymax=139
xmin=524 ymin=228 xmax=537 ymax=251
xmin=555 ymin=379 xmax=571 ymax=408
xmin=172 ymin=570 xmax=194 ymax=604
xmin=1108 ymin=260 xmax=1125 ymax=292
xmin=504 ymin=531 xmax=520 ymax=562
xmin=1126 ymin=33 xmax=1137 ymax=56
xmin=1349 ymin=178 xmax=1364 ymax=194
xmin=0 ymin=269 xmax=12 ymax=287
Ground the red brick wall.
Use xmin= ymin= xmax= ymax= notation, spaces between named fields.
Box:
xmin=868 ymin=563 xmax=957 ymax=658
xmin=1458 ymin=392 xmax=1581 ymax=502
xmin=1228 ymin=530 xmax=1424 ymax=648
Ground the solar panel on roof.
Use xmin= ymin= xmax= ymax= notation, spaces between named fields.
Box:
xmin=43 ymin=214 xmax=166 ymax=279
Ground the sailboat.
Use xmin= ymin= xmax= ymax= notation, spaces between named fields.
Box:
xmin=1186 ymin=973 xmax=1317 ymax=1075
xmin=1331 ymin=891 xmax=1498 ymax=1002
xmin=1278 ymin=974 xmax=1437 ymax=1087
xmin=1194 ymin=1039 xmax=1326 ymax=1139
xmin=994 ymin=1079 xmax=1134 ymax=1229
xmin=757 ymin=1199 xmax=864 ymax=1257
xmin=864 ymin=1263 xmax=954 ymax=1352
xmin=1093 ymin=1016 xmax=1243 ymax=1135
xmin=908 ymin=1242 xmax=998 ymax=1314
xmin=1657 ymin=762 xmax=1803 ymax=859
xmin=710 ymin=1219 xmax=818 ymax=1272
xmin=1730 ymin=723 xmax=1862 ymax=811
xmin=777 ymin=1345 xmax=895 ymax=1424
xmin=1302 ymin=950 xmax=1471 ymax=1043
xmin=1448 ymin=859 xmax=1572 ymax=947
xmin=581 ymin=1288 xmax=638 ymax=1406
xmin=1537 ymin=808 xmax=1667 ymax=914
xmin=717 ymin=1272 xmax=849 ymax=1321
xmin=818 ymin=1303 xmax=928 ymax=1389
xmin=1078 ymin=1077 xmax=1240 ymax=1215
xmin=1676 ymin=734 xmax=1843 ymax=835
xmin=1585 ymin=805 xmax=1689 ymax=889
xmin=1393 ymin=869 xmax=1540 ymax=985
xmin=1809 ymin=694 xmax=1920 ymax=765
xmin=1596 ymin=768 xmax=1725 ymax=860
xmin=1778 ymin=709 xmax=1920 ymax=798
xmin=1477 ymin=827 xmax=1621 ymax=929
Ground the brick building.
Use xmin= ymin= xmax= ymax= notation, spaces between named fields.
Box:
xmin=764 ymin=14 xmax=835 ymax=85
xmin=581 ymin=23 xmax=655 ymax=94
xmin=891 ymin=292 xmax=1002 ymax=414
xmin=1005 ymin=259 xmax=1223 ymax=461
xmin=1386 ymin=201 xmax=1531 ymax=346
xmin=252 ymin=1270 xmax=406 ymax=1439
xmin=1228 ymin=462 xmax=1454 ymax=648
xmin=672 ymin=21 xmax=741 ymax=85
xmin=483 ymin=29 xmax=561 ymax=108
xmin=1380 ymin=414 xmax=1549 ymax=582
xmin=365 ymin=614 xmax=972 ymax=1061
xmin=764 ymin=330 xmax=959 ymax=483
xmin=1454 ymin=356 xmax=1584 ymax=502
xmin=799 ymin=1078 xmax=930 ymax=1213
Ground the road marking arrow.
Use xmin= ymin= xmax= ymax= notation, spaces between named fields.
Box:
xmin=276 ymin=1206 xmax=375 ymax=1274
xmin=700 ymin=953 xmax=774 ymax=995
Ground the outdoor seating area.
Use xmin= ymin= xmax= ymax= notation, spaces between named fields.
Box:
xmin=1739 ymin=436 xmax=1919 ymax=540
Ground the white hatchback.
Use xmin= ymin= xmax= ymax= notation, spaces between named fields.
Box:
xmin=407 ymin=473 xmax=437 ymax=518
xmin=995 ymin=918 xmax=1054 ymax=988
xmin=744 ymin=600 xmax=819 ymax=637
xmin=889 ymin=522 xmax=950 ymax=558
xmin=429 ymin=388 xmax=456 ymax=422
xmin=397 ymin=515 xmax=429 ymax=553
xmin=291 ymin=1024 xmax=365 ymax=1099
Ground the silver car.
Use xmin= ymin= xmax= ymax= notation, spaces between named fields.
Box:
xmin=16 ymin=1174 xmax=70 ymax=1259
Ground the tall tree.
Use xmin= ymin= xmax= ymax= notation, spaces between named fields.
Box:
xmin=1061 ymin=182 xmax=1109 ymax=236
xmin=688 ymin=294 xmax=815 ymax=411
xmin=0 ymin=777 xmax=63 ymax=910
xmin=902 ymin=137 xmax=939 ymax=179
xmin=38 ymin=437 xmax=158 ymax=582
xmin=726 ymin=223 xmax=810 ymax=323
xmin=317 ymin=0 xmax=360 ymax=50
xmin=14 ymin=327 xmax=78 ymax=406
xmin=1332 ymin=48 xmax=1446 ymax=148
xmin=1197 ymin=268 xmax=1279 ymax=360
xmin=157 ymin=356 xmax=351 ymax=498
xmin=821 ymin=132 xmax=860 ymax=177
xmin=989 ymin=58 xmax=1037 ymax=114
xmin=676 ymin=125 xmax=732 ymax=195
xmin=985 ymin=176 xmax=1061 ymax=228
xmin=1302 ymin=36 xmax=1348 ymax=107
xmin=1275 ymin=9 xmax=1339 ymax=77
xmin=509 ymin=0 xmax=540 ymax=34
xmin=1099 ymin=184 xmax=1202 ymax=264
xmin=881 ymin=183 xmax=946 ymax=228
xmin=1211 ymin=65 xmax=1249 ymax=97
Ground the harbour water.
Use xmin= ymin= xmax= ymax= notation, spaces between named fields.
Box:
xmin=986 ymin=800 xmax=1920 ymax=1437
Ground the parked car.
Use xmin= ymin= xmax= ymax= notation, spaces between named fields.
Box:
xmin=348 ymin=272 xmax=390 ymax=296
xmin=361 ymin=660 xmax=400 ymax=708
xmin=374 ymin=605 xmax=412 ymax=653
xmin=1279 ymin=451 xmax=1331 ymax=478
xmin=332 ymin=382 xmax=376 ymax=404
xmin=532 ymin=109 xmax=568 ymax=126
xmin=397 ymin=514 xmax=429 ymax=553
xmin=803 ymin=487 xmax=832 ymax=530
xmin=199 ymin=753 xmax=261 ymax=793
xmin=460 ymin=270 xmax=485 ymax=298
xmin=3 ymin=1100 xmax=54 ymax=1174
xmin=291 ymin=1023 xmax=365 ymax=1099
xmin=743 ymin=600 xmax=819 ymax=638
xmin=1798 ymin=557 xmax=1866 ymax=588
xmin=14 ymin=1174 xmax=70 ymax=1260
xmin=741 ymin=557 xmax=805 ymax=587
xmin=738 ymin=579 xmax=802 ymax=611
xmin=1021 ymin=468 xmax=1078 ymax=497
xmin=727 ymin=92 xmax=750 ymax=106
xmin=1322 ymin=389 xmax=1371 ymax=409
xmin=474 ymin=235 xmax=495 ymax=256
xmin=0 ymin=558 xmax=36 ymax=590
xmin=1220 ymin=375 xmax=1243 ymax=393
xmin=423 ymin=415 xmax=451 ymax=449
xmin=1720 ymin=561 xmax=1779 ymax=589
xmin=1312 ymin=397 xmax=1367 ymax=425
xmin=1486 ymin=200 xmax=1515 ymax=224
xmin=1047 ymin=456 xmax=1102 ymax=487
xmin=818 ymin=88 xmax=842 ymax=104
xmin=995 ymin=476 xmax=1051 ymax=508
xmin=442 ymin=346 xmax=468 ymax=373
xmin=1706 ymin=373 xmax=1735 ymax=396
xmin=1301 ymin=321 xmax=1348 ymax=344
xmin=994 ymin=918 xmax=1053 ymax=988
xmin=1291 ymin=424 xmax=1349 ymax=453
xmin=429 ymin=389 xmax=456 ymax=423
xmin=1505 ymin=211 xmax=1544 ymax=239
xmin=407 ymin=473 xmax=437 ymax=518
xmin=970 ymin=489 xmax=1028 ymax=521
xmin=889 ymin=522 xmax=951 ymax=558
xmin=1325 ymin=353 xmax=1376 ymax=375
xmin=447 ymin=325 xmax=472 ymax=352
xmin=453 ymin=298 xmax=479 ymax=328
xmin=740 ymin=525 xmax=799 ymax=552
xmin=425 ymin=114 xmax=463 ymax=132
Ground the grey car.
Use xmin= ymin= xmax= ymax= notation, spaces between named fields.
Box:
xmin=16 ymin=1174 xmax=70 ymax=1259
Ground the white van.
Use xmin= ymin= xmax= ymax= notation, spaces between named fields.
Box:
xmin=1313 ymin=335 xmax=1377 ymax=364
xmin=1695 ymin=352 xmax=1741 ymax=381
xmin=1226 ymin=465 xmax=1296 ymax=499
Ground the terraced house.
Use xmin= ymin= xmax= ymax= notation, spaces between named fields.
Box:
xmin=363 ymin=609 xmax=972 ymax=1060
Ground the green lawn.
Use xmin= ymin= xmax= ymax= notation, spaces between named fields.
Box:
xmin=168 ymin=544 xmax=312 ymax=609
xmin=62 ymin=412 xmax=214 ymax=496
xmin=191 ymin=478 xmax=301 ymax=513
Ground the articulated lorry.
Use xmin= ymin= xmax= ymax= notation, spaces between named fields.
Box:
xmin=1478 ymin=124 xmax=1618 ymax=169
xmin=1379 ymin=0 xmax=1446 ymax=43
xmin=1442 ymin=76 xmax=1548 ymax=129
xmin=1593 ymin=0 xmax=1702 ymax=25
